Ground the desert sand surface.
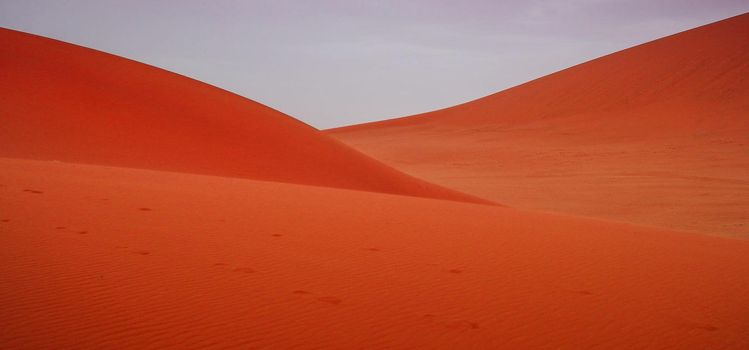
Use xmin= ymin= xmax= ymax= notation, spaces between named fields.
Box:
xmin=0 ymin=28 xmax=487 ymax=205
xmin=2 ymin=13 xmax=749 ymax=350
xmin=2 ymin=157 xmax=749 ymax=349
xmin=329 ymin=13 xmax=749 ymax=237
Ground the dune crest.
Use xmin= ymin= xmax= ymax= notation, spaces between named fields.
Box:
xmin=0 ymin=28 xmax=489 ymax=204
xmin=329 ymin=13 xmax=749 ymax=236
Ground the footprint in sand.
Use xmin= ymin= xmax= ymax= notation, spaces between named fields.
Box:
xmin=695 ymin=324 xmax=719 ymax=332
xmin=292 ymin=290 xmax=313 ymax=295
xmin=423 ymin=314 xmax=479 ymax=330
xmin=444 ymin=320 xmax=480 ymax=330
xmin=233 ymin=267 xmax=255 ymax=273
xmin=562 ymin=288 xmax=593 ymax=296
xmin=316 ymin=296 xmax=342 ymax=305
xmin=292 ymin=290 xmax=341 ymax=305
xmin=682 ymin=322 xmax=719 ymax=332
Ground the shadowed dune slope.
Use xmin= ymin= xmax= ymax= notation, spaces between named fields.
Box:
xmin=0 ymin=28 xmax=489 ymax=204
xmin=2 ymin=157 xmax=749 ymax=349
xmin=329 ymin=13 xmax=749 ymax=236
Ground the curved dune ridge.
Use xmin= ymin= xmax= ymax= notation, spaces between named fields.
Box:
xmin=2 ymin=158 xmax=749 ymax=349
xmin=331 ymin=13 xmax=749 ymax=133
xmin=0 ymin=28 xmax=489 ymax=205
xmin=329 ymin=13 xmax=749 ymax=236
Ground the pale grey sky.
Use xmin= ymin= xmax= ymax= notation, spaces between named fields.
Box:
xmin=1 ymin=1 xmax=747 ymax=128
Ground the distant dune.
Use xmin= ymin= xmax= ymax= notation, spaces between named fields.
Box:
xmin=0 ymin=28 xmax=488 ymax=204
xmin=329 ymin=13 xmax=749 ymax=237
xmin=2 ymin=157 xmax=749 ymax=349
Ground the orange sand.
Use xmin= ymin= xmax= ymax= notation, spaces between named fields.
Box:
xmin=0 ymin=28 xmax=487 ymax=205
xmin=3 ymin=13 xmax=749 ymax=349
xmin=2 ymin=157 xmax=749 ymax=349
xmin=329 ymin=13 xmax=749 ymax=237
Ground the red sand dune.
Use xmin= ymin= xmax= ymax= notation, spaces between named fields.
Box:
xmin=0 ymin=28 xmax=488 ymax=204
xmin=3 ymin=15 xmax=749 ymax=349
xmin=328 ymin=13 xmax=749 ymax=237
xmin=2 ymin=157 xmax=749 ymax=349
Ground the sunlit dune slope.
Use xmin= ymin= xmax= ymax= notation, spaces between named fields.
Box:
xmin=2 ymin=157 xmax=749 ymax=349
xmin=0 ymin=28 xmax=488 ymax=204
xmin=329 ymin=13 xmax=749 ymax=236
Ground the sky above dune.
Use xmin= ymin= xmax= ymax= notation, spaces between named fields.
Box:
xmin=1 ymin=1 xmax=747 ymax=128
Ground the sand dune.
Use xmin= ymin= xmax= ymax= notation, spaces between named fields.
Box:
xmin=0 ymin=28 xmax=488 ymax=204
xmin=328 ymin=13 xmax=749 ymax=237
xmin=3 ymin=13 xmax=749 ymax=349
xmin=2 ymin=157 xmax=749 ymax=349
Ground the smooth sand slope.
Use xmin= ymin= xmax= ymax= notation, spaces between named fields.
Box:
xmin=0 ymin=28 xmax=488 ymax=204
xmin=329 ymin=13 xmax=749 ymax=237
xmin=2 ymin=157 xmax=749 ymax=349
